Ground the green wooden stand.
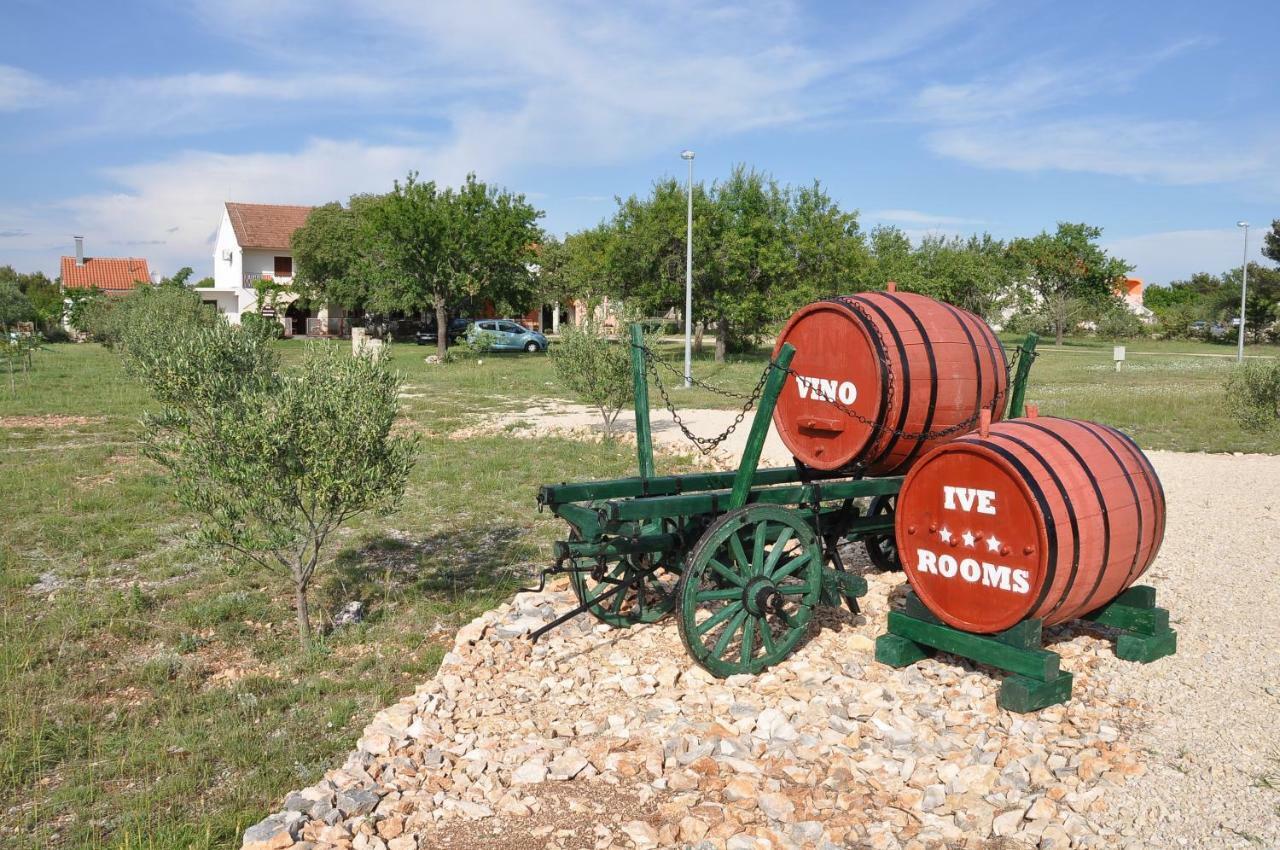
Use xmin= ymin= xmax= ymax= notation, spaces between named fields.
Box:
xmin=875 ymin=586 xmax=1176 ymax=712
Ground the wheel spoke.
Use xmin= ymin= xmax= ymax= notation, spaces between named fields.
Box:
xmin=711 ymin=609 xmax=749 ymax=658
xmin=635 ymin=580 xmax=645 ymax=618
xmin=751 ymin=521 xmax=767 ymax=578
xmin=771 ymin=551 xmax=812 ymax=581
xmin=708 ymin=557 xmax=746 ymax=587
xmin=740 ymin=616 xmax=756 ymax=664
xmin=762 ymin=528 xmax=795 ymax=575
xmin=610 ymin=581 xmax=627 ymax=613
xmin=696 ymin=587 xmax=742 ymax=602
xmin=696 ymin=600 xmax=742 ymax=637
xmin=760 ymin=620 xmax=777 ymax=654
xmin=778 ymin=582 xmax=816 ymax=595
xmin=729 ymin=532 xmax=751 ymax=575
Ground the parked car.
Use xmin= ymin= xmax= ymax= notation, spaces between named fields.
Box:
xmin=468 ymin=319 xmax=548 ymax=352
xmin=415 ymin=318 xmax=473 ymax=346
xmin=1189 ymin=320 xmax=1208 ymax=333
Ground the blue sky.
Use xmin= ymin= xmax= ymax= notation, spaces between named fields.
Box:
xmin=2 ymin=0 xmax=1278 ymax=284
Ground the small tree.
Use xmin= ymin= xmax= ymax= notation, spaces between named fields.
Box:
xmin=136 ymin=325 xmax=417 ymax=649
xmin=551 ymin=322 xmax=636 ymax=435
xmin=1226 ymin=359 xmax=1280 ymax=432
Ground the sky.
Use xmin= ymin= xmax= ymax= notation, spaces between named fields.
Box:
xmin=1 ymin=0 xmax=1278 ymax=286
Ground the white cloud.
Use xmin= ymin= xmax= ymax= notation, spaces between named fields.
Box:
xmin=1104 ymin=227 xmax=1268 ymax=286
xmin=925 ymin=119 xmax=1272 ymax=186
xmin=907 ymin=39 xmax=1280 ymax=189
xmin=3 ymin=138 xmax=456 ymax=276
xmin=866 ymin=208 xmax=983 ymax=226
xmin=0 ymin=65 xmax=63 ymax=111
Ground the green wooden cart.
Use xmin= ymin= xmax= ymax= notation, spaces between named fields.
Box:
xmin=529 ymin=325 xmax=1038 ymax=678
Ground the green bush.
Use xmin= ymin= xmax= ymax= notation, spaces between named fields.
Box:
xmin=78 ymin=284 xmax=216 ymax=350
xmin=1094 ymin=305 xmax=1146 ymax=339
xmin=550 ymin=321 xmax=643 ymax=435
xmin=137 ymin=336 xmax=416 ymax=650
xmin=1225 ymin=359 xmax=1280 ymax=432
xmin=0 ymin=281 xmax=34 ymax=330
xmin=240 ymin=311 xmax=284 ymax=340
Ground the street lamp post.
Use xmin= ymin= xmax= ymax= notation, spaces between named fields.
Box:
xmin=1237 ymin=221 xmax=1249 ymax=363
xmin=681 ymin=150 xmax=695 ymax=389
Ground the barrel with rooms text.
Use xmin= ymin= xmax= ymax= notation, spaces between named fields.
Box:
xmin=893 ymin=415 xmax=1166 ymax=634
xmin=771 ymin=286 xmax=1008 ymax=476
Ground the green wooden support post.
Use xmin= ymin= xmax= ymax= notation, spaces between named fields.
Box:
xmin=728 ymin=343 xmax=796 ymax=510
xmin=630 ymin=323 xmax=655 ymax=479
xmin=1006 ymin=332 xmax=1038 ymax=419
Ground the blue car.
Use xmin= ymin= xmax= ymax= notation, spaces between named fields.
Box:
xmin=468 ymin=319 xmax=548 ymax=352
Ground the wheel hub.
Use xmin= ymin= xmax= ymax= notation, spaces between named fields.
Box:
xmin=743 ymin=576 xmax=780 ymax=617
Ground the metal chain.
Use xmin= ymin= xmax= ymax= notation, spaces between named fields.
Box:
xmin=639 ymin=345 xmax=769 ymax=454
xmin=635 ymin=336 xmax=1035 ymax=453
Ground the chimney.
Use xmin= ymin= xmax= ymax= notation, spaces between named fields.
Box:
xmin=74 ymin=236 xmax=85 ymax=267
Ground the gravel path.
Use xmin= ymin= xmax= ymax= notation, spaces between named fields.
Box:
xmin=1092 ymin=451 xmax=1280 ymax=848
xmin=244 ymin=412 xmax=1280 ymax=850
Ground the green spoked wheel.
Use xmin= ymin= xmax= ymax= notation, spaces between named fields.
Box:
xmin=862 ymin=494 xmax=901 ymax=571
xmin=676 ymin=505 xmax=822 ymax=677
xmin=568 ymin=521 xmax=684 ymax=628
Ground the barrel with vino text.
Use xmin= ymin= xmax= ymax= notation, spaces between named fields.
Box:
xmin=894 ymin=415 xmax=1165 ymax=634
xmin=771 ymin=287 xmax=1007 ymax=476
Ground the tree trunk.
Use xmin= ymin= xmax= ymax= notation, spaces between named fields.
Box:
xmin=294 ymin=582 xmax=311 ymax=652
xmin=435 ymin=298 xmax=449 ymax=360
xmin=1055 ymin=317 xmax=1065 ymax=347
xmin=715 ymin=316 xmax=728 ymax=364
xmin=694 ymin=321 xmax=704 ymax=354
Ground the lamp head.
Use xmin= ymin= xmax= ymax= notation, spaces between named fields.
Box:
xmin=681 ymin=150 xmax=695 ymax=160
xmin=1237 ymin=221 xmax=1249 ymax=228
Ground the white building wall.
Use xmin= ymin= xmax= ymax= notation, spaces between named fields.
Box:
xmin=212 ymin=210 xmax=242 ymax=292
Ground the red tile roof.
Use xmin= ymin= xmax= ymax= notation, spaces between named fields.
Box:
xmin=60 ymin=256 xmax=151 ymax=292
xmin=225 ymin=202 xmax=315 ymax=249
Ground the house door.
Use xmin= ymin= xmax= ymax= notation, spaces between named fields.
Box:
xmin=285 ymin=302 xmax=308 ymax=337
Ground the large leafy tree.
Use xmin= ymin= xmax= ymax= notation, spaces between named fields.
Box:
xmin=603 ymin=166 xmax=869 ymax=362
xmin=784 ymin=181 xmax=869 ymax=308
xmin=1008 ymin=222 xmax=1132 ymax=345
xmin=536 ymin=227 xmax=615 ymax=314
xmin=360 ymin=172 xmax=544 ymax=358
xmin=291 ymin=199 xmax=385 ymax=314
xmin=1262 ymin=219 xmax=1280 ymax=265
xmin=1223 ymin=263 xmax=1280 ymax=342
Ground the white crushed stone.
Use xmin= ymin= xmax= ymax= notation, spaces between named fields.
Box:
xmin=241 ymin=449 xmax=1280 ymax=850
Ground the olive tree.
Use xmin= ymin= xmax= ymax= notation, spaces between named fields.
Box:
xmin=551 ymin=322 xmax=637 ymax=436
xmin=135 ymin=323 xmax=417 ymax=649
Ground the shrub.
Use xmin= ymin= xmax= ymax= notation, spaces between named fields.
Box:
xmin=551 ymin=321 xmax=643 ymax=435
xmin=240 ymin=311 xmax=285 ymax=339
xmin=0 ymin=282 xmax=34 ymax=330
xmin=1094 ymin=305 xmax=1146 ymax=340
xmin=138 ymin=333 xmax=417 ymax=650
xmin=1225 ymin=359 xmax=1280 ymax=432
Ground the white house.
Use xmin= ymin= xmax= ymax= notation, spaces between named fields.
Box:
xmin=198 ymin=202 xmax=347 ymax=335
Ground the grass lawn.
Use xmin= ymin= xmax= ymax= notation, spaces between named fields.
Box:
xmin=1 ymin=332 xmax=1277 ymax=849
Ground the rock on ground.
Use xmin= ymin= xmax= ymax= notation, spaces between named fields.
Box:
xmin=240 ymin=451 xmax=1280 ymax=850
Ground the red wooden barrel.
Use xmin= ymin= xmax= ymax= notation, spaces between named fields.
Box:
xmin=894 ymin=416 xmax=1166 ymax=633
xmin=771 ymin=289 xmax=1007 ymax=475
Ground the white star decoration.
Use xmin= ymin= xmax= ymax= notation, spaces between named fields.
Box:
xmin=986 ymin=534 xmax=1002 ymax=553
xmin=938 ymin=527 xmax=952 ymax=543
xmin=961 ymin=531 xmax=976 ymax=548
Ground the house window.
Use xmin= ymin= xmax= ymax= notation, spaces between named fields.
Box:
xmin=274 ymin=256 xmax=293 ymax=276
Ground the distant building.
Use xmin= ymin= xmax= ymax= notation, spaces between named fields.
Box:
xmin=1116 ymin=276 xmax=1154 ymax=323
xmin=197 ymin=202 xmax=347 ymax=336
xmin=59 ymin=236 xmax=150 ymax=295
